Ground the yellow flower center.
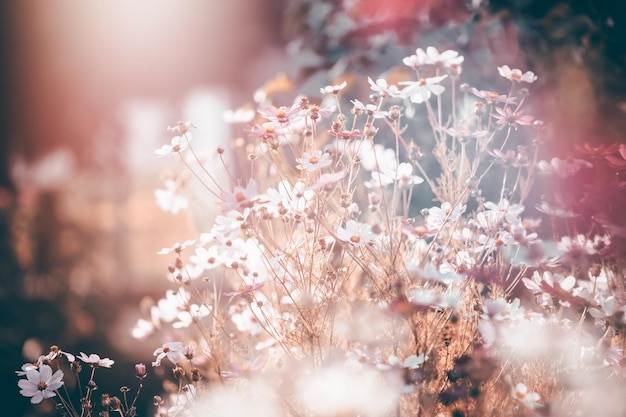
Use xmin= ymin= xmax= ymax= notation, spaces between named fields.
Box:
xmin=418 ymin=78 xmax=427 ymax=86
xmin=350 ymin=236 xmax=361 ymax=243
xmin=309 ymin=156 xmax=319 ymax=164
xmin=235 ymin=192 xmax=246 ymax=202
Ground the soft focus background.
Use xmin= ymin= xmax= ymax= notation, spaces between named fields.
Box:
xmin=3 ymin=1 xmax=626 ymax=416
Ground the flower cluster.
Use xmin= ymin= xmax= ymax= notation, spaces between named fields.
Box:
xmin=20 ymin=42 xmax=626 ymax=417
xmin=17 ymin=345 xmax=145 ymax=416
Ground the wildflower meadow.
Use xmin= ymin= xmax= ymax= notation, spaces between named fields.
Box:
xmin=14 ymin=3 xmax=626 ymax=417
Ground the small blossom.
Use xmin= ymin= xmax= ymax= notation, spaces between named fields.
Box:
xmin=469 ymin=88 xmax=517 ymax=105
xmin=328 ymin=129 xmax=361 ymax=140
xmin=18 ymin=364 xmax=64 ymax=404
xmin=153 ymin=342 xmax=186 ymax=367
xmin=537 ymin=157 xmax=593 ymax=178
xmin=167 ymin=121 xmax=197 ymax=134
xmin=351 ymin=99 xmax=389 ymax=119
xmin=257 ymin=103 xmax=302 ymax=125
xmin=296 ymin=150 xmax=333 ymax=172
xmin=135 ymin=363 xmax=147 ymax=379
xmin=320 ymin=80 xmax=347 ymax=95
xmin=492 ymin=107 xmax=534 ymax=129
xmin=77 ymin=352 xmax=115 ymax=368
xmin=155 ymin=135 xmax=189 ymax=157
xmin=157 ymin=239 xmax=196 ymax=255
xmin=220 ymin=179 xmax=260 ymax=211
xmin=497 ymin=65 xmax=538 ymax=83
xmin=222 ymin=107 xmax=255 ymax=124
xmin=511 ymin=382 xmax=542 ymax=410
xmin=399 ymin=75 xmax=448 ymax=104
xmin=155 ymin=180 xmax=188 ymax=214
xmin=336 ymin=220 xmax=376 ymax=247
xmin=367 ymin=78 xmax=401 ymax=97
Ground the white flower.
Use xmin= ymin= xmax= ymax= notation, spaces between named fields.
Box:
xmin=368 ymin=77 xmax=401 ymax=97
xmin=157 ymin=239 xmax=196 ymax=255
xmin=208 ymin=208 xmax=250 ymax=241
xmin=511 ymin=382 xmax=542 ymax=410
xmin=77 ymin=352 xmax=114 ymax=368
xmin=497 ymin=65 xmax=538 ymax=83
xmin=153 ymin=342 xmax=186 ymax=367
xmin=18 ymin=364 xmax=64 ymax=404
xmin=262 ymin=180 xmax=314 ymax=218
xmin=296 ymin=150 xmax=332 ymax=172
xmin=173 ymin=304 xmax=212 ymax=329
xmin=167 ymin=120 xmax=196 ymax=134
xmin=426 ymin=202 xmax=466 ymax=231
xmin=417 ymin=46 xmax=464 ymax=68
xmin=155 ymin=180 xmax=188 ymax=214
xmin=155 ymin=135 xmax=189 ymax=157
xmin=320 ymin=80 xmax=347 ymax=94
xmin=336 ymin=220 xmax=376 ymax=247
xmin=357 ymin=143 xmax=397 ymax=172
xmin=537 ymin=157 xmax=593 ymax=178
xmin=222 ymin=107 xmax=255 ymax=124
xmin=399 ymin=75 xmax=448 ymax=104
xmin=364 ymin=162 xmax=424 ymax=189
xmin=351 ymin=99 xmax=389 ymax=119
xmin=220 ymin=179 xmax=260 ymax=211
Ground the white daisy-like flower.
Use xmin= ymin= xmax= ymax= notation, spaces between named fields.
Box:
xmin=155 ymin=135 xmax=189 ymax=157
xmin=173 ymin=304 xmax=212 ymax=329
xmin=153 ymin=342 xmax=186 ymax=367
xmin=399 ymin=75 xmax=448 ymax=104
xmin=497 ymin=65 xmax=538 ymax=83
xmin=336 ymin=220 xmax=376 ymax=247
xmin=417 ymin=46 xmax=464 ymax=68
xmin=155 ymin=180 xmax=188 ymax=214
xmin=351 ymin=99 xmax=389 ymax=119
xmin=77 ymin=352 xmax=115 ymax=368
xmin=365 ymin=162 xmax=424 ymax=189
xmin=296 ymin=150 xmax=332 ymax=172
xmin=18 ymin=364 xmax=64 ymax=404
xmin=320 ymin=80 xmax=347 ymax=95
xmin=368 ymin=77 xmax=401 ymax=97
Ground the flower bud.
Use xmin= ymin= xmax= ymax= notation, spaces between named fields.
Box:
xmin=135 ymin=363 xmax=147 ymax=379
xmin=192 ymin=368 xmax=201 ymax=382
xmin=388 ymin=105 xmax=401 ymax=121
xmin=173 ymin=366 xmax=185 ymax=379
xmin=184 ymin=346 xmax=194 ymax=360
xmin=109 ymin=396 xmax=121 ymax=411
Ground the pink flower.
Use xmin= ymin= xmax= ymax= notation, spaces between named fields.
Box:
xmin=258 ymin=103 xmax=302 ymax=125
xmin=469 ymin=88 xmax=517 ymax=105
xmin=492 ymin=107 xmax=534 ymax=129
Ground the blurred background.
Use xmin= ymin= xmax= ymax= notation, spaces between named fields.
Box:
xmin=2 ymin=1 xmax=625 ymax=416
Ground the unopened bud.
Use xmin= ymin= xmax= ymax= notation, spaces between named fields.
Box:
xmin=173 ymin=366 xmax=185 ymax=379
